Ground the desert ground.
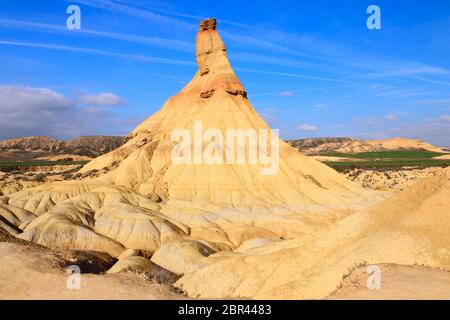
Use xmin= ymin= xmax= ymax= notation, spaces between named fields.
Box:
xmin=1 ymin=18 xmax=449 ymax=300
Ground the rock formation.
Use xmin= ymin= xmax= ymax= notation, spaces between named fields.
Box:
xmin=288 ymin=137 xmax=446 ymax=154
xmin=1 ymin=19 xmax=449 ymax=300
xmin=0 ymin=135 xmax=126 ymax=161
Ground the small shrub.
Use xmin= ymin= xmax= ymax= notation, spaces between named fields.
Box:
xmin=34 ymin=174 xmax=46 ymax=182
xmin=63 ymin=173 xmax=73 ymax=180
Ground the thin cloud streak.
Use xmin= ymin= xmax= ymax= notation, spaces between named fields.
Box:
xmin=249 ymin=84 xmax=361 ymax=97
xmin=0 ymin=18 xmax=195 ymax=53
xmin=412 ymin=76 xmax=450 ymax=87
xmin=71 ymin=0 xmax=196 ymax=30
xmin=113 ymin=0 xmax=258 ymax=30
xmin=0 ymin=39 xmax=353 ymax=82
xmin=235 ymin=67 xmax=352 ymax=83
xmin=0 ymin=40 xmax=195 ymax=66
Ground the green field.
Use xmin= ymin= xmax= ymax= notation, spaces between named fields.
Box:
xmin=319 ymin=150 xmax=444 ymax=159
xmin=321 ymin=150 xmax=450 ymax=171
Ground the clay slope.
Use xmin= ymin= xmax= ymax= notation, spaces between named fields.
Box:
xmin=175 ymin=168 xmax=450 ymax=299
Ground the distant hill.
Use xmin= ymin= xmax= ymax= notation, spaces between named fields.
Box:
xmin=287 ymin=137 xmax=446 ymax=154
xmin=0 ymin=136 xmax=127 ymax=161
xmin=0 ymin=136 xmax=62 ymax=152
xmin=1 ymin=135 xmax=445 ymax=162
xmin=62 ymin=136 xmax=127 ymax=158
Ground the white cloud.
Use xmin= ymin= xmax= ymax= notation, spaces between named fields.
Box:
xmin=367 ymin=63 xmax=450 ymax=78
xmin=0 ymin=85 xmax=133 ymax=140
xmin=298 ymin=124 xmax=317 ymax=132
xmin=439 ymin=115 xmax=450 ymax=121
xmin=0 ymin=85 xmax=72 ymax=113
xmin=279 ymin=91 xmax=294 ymax=97
xmin=78 ymin=93 xmax=126 ymax=106
xmin=384 ymin=114 xmax=398 ymax=121
xmin=0 ymin=18 xmax=195 ymax=53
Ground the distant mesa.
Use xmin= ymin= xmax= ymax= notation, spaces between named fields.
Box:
xmin=0 ymin=135 xmax=126 ymax=161
xmin=288 ymin=137 xmax=446 ymax=154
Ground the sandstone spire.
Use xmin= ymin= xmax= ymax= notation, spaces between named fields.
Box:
xmin=2 ymin=18 xmax=379 ymax=260
xmin=194 ymin=18 xmax=247 ymax=98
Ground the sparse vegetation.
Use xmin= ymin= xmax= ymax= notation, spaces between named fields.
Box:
xmin=320 ymin=150 xmax=445 ymax=159
xmin=326 ymin=159 xmax=450 ymax=171
xmin=321 ymin=150 xmax=450 ymax=171
xmin=0 ymin=160 xmax=89 ymax=172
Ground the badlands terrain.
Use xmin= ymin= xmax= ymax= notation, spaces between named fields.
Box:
xmin=0 ymin=135 xmax=126 ymax=161
xmin=1 ymin=18 xmax=449 ymax=300
xmin=288 ymin=137 xmax=446 ymax=154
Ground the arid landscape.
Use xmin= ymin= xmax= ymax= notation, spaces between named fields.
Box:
xmin=1 ymin=17 xmax=449 ymax=301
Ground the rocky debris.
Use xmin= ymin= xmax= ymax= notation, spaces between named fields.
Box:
xmin=57 ymin=250 xmax=116 ymax=274
xmin=200 ymin=90 xmax=215 ymax=98
xmin=146 ymin=192 xmax=162 ymax=203
xmin=136 ymin=139 xmax=148 ymax=148
xmin=33 ymin=174 xmax=46 ymax=182
xmin=63 ymin=173 xmax=73 ymax=180
xmin=118 ymin=248 xmax=142 ymax=260
xmin=108 ymin=256 xmax=179 ymax=285
xmin=344 ymin=167 xmax=443 ymax=191
xmin=151 ymin=241 xmax=218 ymax=276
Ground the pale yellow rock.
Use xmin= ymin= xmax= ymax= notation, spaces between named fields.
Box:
xmin=434 ymin=154 xmax=450 ymax=160
xmin=118 ymin=248 xmax=142 ymax=260
xmin=0 ymin=242 xmax=181 ymax=299
xmin=108 ymin=256 xmax=158 ymax=274
xmin=151 ymin=240 xmax=217 ymax=275
xmin=175 ymin=168 xmax=450 ymax=299
xmin=108 ymin=256 xmax=179 ymax=285
xmin=0 ymin=204 xmax=36 ymax=228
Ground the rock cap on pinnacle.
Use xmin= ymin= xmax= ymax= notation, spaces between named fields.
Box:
xmin=199 ymin=18 xmax=217 ymax=31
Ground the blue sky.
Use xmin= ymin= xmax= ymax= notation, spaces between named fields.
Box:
xmin=0 ymin=0 xmax=450 ymax=145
